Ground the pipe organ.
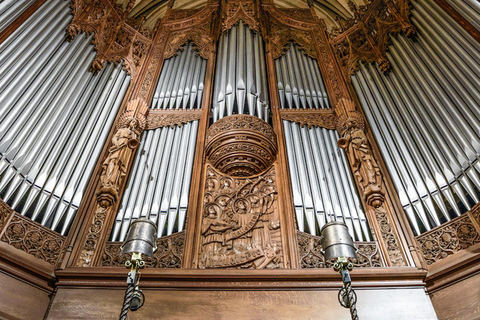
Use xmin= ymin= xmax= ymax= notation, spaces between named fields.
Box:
xmin=0 ymin=0 xmax=479 ymax=318
xmin=112 ymin=44 xmax=204 ymax=241
xmin=0 ymin=0 xmax=130 ymax=235
xmin=212 ymin=21 xmax=270 ymax=122
xmin=277 ymin=44 xmax=370 ymax=241
xmin=352 ymin=0 xmax=480 ymax=235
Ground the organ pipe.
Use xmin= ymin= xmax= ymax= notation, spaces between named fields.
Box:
xmin=352 ymin=0 xmax=480 ymax=235
xmin=212 ymin=21 xmax=270 ymax=122
xmin=0 ymin=0 xmax=37 ymax=33
xmin=112 ymin=46 xmax=205 ymax=241
xmin=276 ymin=44 xmax=370 ymax=241
xmin=444 ymin=0 xmax=480 ymax=31
xmin=0 ymin=0 xmax=130 ymax=235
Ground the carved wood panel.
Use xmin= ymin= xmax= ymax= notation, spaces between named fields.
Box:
xmin=0 ymin=206 xmax=65 ymax=266
xmin=416 ymin=205 xmax=480 ymax=265
xmin=279 ymin=109 xmax=337 ymax=129
xmin=102 ymin=231 xmax=185 ymax=268
xmin=199 ymin=166 xmax=283 ymax=269
xmin=147 ymin=109 xmax=202 ymax=130
xmin=297 ymin=231 xmax=382 ymax=268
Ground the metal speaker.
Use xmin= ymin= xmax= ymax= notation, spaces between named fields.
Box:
xmin=121 ymin=218 xmax=158 ymax=257
xmin=320 ymin=221 xmax=357 ymax=261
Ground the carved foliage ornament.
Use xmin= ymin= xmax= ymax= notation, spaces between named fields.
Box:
xmin=67 ymin=0 xmax=152 ymax=78
xmin=147 ymin=109 xmax=202 ymax=130
xmin=416 ymin=206 xmax=480 ymax=265
xmin=0 ymin=210 xmax=65 ymax=265
xmin=330 ymin=0 xmax=416 ymax=76
xmin=222 ymin=0 xmax=259 ymax=32
xmin=102 ymin=231 xmax=185 ymax=268
xmin=280 ymin=109 xmax=337 ymax=129
xmin=77 ymin=98 xmax=149 ymax=267
xmin=268 ymin=19 xmax=316 ymax=60
xmin=297 ymin=231 xmax=382 ymax=268
xmin=163 ymin=5 xmax=218 ymax=60
xmin=199 ymin=166 xmax=282 ymax=269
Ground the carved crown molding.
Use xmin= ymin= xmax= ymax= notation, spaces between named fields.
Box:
xmin=280 ymin=108 xmax=337 ymax=129
xmin=146 ymin=109 xmax=202 ymax=130
xmin=67 ymin=0 xmax=152 ymax=79
xmin=330 ymin=0 xmax=415 ymax=76
xmin=222 ymin=0 xmax=259 ymax=32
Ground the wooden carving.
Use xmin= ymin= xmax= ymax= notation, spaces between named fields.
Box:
xmin=330 ymin=0 xmax=416 ymax=76
xmin=268 ymin=18 xmax=316 ymax=60
xmin=205 ymin=114 xmax=277 ymax=177
xmin=147 ymin=109 xmax=202 ymax=130
xmin=280 ymin=109 xmax=337 ymax=129
xmin=1 ymin=211 xmax=65 ymax=265
xmin=222 ymin=0 xmax=259 ymax=32
xmin=163 ymin=5 xmax=218 ymax=60
xmin=77 ymin=98 xmax=148 ymax=267
xmin=67 ymin=0 xmax=152 ymax=78
xmin=297 ymin=231 xmax=382 ymax=268
xmin=336 ymin=99 xmax=384 ymax=208
xmin=199 ymin=166 xmax=282 ymax=269
xmin=0 ymin=198 xmax=12 ymax=230
xmin=102 ymin=231 xmax=185 ymax=268
xmin=335 ymin=99 xmax=404 ymax=266
xmin=416 ymin=205 xmax=480 ymax=265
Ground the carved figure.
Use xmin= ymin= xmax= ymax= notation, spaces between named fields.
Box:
xmin=199 ymin=167 xmax=282 ymax=269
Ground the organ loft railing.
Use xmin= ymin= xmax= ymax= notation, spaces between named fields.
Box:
xmin=4 ymin=0 xmax=479 ymax=287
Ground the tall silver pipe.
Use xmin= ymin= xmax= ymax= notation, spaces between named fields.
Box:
xmin=352 ymin=0 xmax=480 ymax=235
xmin=0 ymin=0 xmax=130 ymax=235
xmin=212 ymin=21 xmax=269 ymax=122
xmin=0 ymin=0 xmax=37 ymax=33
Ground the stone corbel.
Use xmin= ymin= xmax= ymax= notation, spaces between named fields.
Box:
xmin=76 ymin=98 xmax=149 ymax=267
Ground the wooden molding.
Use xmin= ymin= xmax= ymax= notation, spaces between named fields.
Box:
xmin=146 ymin=109 xmax=202 ymax=130
xmin=279 ymin=108 xmax=337 ymax=129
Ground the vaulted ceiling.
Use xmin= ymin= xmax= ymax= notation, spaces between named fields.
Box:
xmin=117 ymin=0 xmax=365 ymax=30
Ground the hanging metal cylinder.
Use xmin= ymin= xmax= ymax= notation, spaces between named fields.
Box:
xmin=321 ymin=221 xmax=357 ymax=261
xmin=121 ymin=218 xmax=158 ymax=257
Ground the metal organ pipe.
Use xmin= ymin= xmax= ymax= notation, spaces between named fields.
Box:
xmin=276 ymin=44 xmax=370 ymax=241
xmin=212 ymin=21 xmax=270 ymax=122
xmin=0 ymin=0 xmax=130 ymax=235
xmin=443 ymin=0 xmax=480 ymax=32
xmin=0 ymin=0 xmax=37 ymax=33
xmin=352 ymin=0 xmax=480 ymax=235
xmin=112 ymin=45 xmax=205 ymax=241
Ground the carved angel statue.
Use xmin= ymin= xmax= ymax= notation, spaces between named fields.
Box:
xmin=99 ymin=119 xmax=140 ymax=198
xmin=338 ymin=116 xmax=384 ymax=207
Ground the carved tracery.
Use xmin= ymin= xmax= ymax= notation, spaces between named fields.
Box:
xmin=67 ymin=0 xmax=152 ymax=78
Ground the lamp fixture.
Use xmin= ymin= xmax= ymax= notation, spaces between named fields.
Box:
xmin=119 ymin=218 xmax=157 ymax=320
xmin=320 ymin=221 xmax=359 ymax=320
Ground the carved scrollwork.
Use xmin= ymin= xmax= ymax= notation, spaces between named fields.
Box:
xmin=1 ymin=211 xmax=65 ymax=265
xmin=77 ymin=98 xmax=149 ymax=267
xmin=67 ymin=0 xmax=152 ymax=78
xmin=280 ymin=109 xmax=337 ymax=129
xmin=147 ymin=109 xmax=202 ymax=130
xmin=330 ymin=0 xmax=415 ymax=76
xmin=267 ymin=18 xmax=316 ymax=60
xmin=416 ymin=207 xmax=480 ymax=265
xmin=222 ymin=0 xmax=259 ymax=32
xmin=0 ymin=199 xmax=13 ymax=230
xmin=297 ymin=231 xmax=382 ymax=268
xmin=199 ymin=166 xmax=282 ymax=269
xmin=102 ymin=231 xmax=185 ymax=268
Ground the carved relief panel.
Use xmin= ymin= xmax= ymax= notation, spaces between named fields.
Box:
xmin=199 ymin=166 xmax=283 ymax=269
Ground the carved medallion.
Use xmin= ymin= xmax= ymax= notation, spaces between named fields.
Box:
xmin=199 ymin=166 xmax=282 ymax=269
